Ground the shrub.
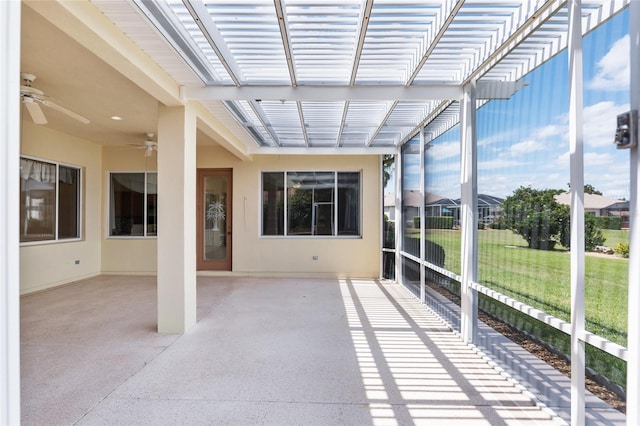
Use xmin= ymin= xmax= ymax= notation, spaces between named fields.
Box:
xmin=425 ymin=216 xmax=454 ymax=229
xmin=478 ymin=222 xmax=485 ymax=230
xmin=594 ymin=216 xmax=622 ymax=230
xmin=488 ymin=219 xmax=507 ymax=230
xmin=558 ymin=214 xmax=606 ymax=251
xmin=614 ymin=242 xmax=629 ymax=258
xmin=383 ymin=219 xmax=395 ymax=248
xmin=413 ymin=216 xmax=420 ymax=228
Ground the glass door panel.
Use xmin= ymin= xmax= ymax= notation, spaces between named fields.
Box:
xmin=197 ymin=169 xmax=232 ymax=270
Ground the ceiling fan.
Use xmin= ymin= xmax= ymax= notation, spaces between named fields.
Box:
xmin=128 ymin=133 xmax=158 ymax=157
xmin=20 ymin=72 xmax=90 ymax=125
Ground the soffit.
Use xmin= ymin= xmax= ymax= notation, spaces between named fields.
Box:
xmin=91 ymin=0 xmax=629 ymax=152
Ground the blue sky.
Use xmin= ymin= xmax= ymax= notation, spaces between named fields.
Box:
xmin=396 ymin=8 xmax=631 ymax=201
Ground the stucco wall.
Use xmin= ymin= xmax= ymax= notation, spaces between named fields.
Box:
xmin=101 ymin=146 xmax=158 ymax=274
xmin=20 ymin=122 xmax=102 ymax=294
xmin=197 ymin=146 xmax=381 ymax=278
xmin=20 ymin=132 xmax=382 ymax=291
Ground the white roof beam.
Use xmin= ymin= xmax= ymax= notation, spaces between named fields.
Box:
xmin=183 ymin=0 xmax=244 ymax=85
xmin=465 ymin=0 xmax=566 ymax=83
xmin=248 ymin=101 xmax=281 ymax=146
xmin=406 ymin=0 xmax=466 ymax=85
xmin=182 ymin=84 xmax=463 ymax=101
xmin=296 ymin=101 xmax=309 ymax=147
xmin=350 ymin=0 xmax=374 ymax=85
xmin=250 ymin=146 xmax=396 ymax=156
xmin=366 ymin=101 xmax=398 ymax=147
xmin=336 ymin=101 xmax=350 ymax=147
xmin=274 ymin=0 xmax=297 ymax=86
xmin=182 ymin=81 xmax=522 ymax=102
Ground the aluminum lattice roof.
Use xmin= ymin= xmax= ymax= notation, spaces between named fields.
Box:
xmin=94 ymin=0 xmax=629 ymax=152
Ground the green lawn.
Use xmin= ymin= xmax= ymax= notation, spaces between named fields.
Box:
xmin=412 ymin=228 xmax=629 ymax=347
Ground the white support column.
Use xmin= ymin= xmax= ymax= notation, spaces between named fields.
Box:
xmin=419 ymin=128 xmax=426 ymax=303
xmin=0 ymin=1 xmax=21 ymax=424
xmin=627 ymin=1 xmax=640 ymax=424
xmin=568 ymin=1 xmax=586 ymax=424
xmin=460 ymin=81 xmax=478 ymax=344
xmin=157 ymin=103 xmax=197 ymax=333
xmin=380 ymin=155 xmax=384 ymax=280
xmin=395 ymin=148 xmax=402 ymax=284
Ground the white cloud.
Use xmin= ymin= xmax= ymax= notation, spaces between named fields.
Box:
xmin=535 ymin=124 xmax=564 ymax=139
xmin=428 ymin=141 xmax=459 ymax=160
xmin=583 ymin=101 xmax=629 ymax=147
xmin=508 ymin=139 xmax=547 ymax=156
xmin=589 ymin=35 xmax=630 ymax=91
xmin=478 ymin=129 xmax=518 ymax=148
xmin=478 ymin=158 xmax=525 ymax=171
xmin=584 ymin=151 xmax=616 ymax=166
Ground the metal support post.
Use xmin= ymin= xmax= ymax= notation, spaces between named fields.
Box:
xmin=395 ymin=148 xmax=402 ymax=284
xmin=627 ymin=1 xmax=640 ymax=424
xmin=0 ymin=1 xmax=21 ymax=423
xmin=460 ymin=81 xmax=478 ymax=344
xmin=568 ymin=1 xmax=586 ymax=424
xmin=419 ymin=128 xmax=426 ymax=303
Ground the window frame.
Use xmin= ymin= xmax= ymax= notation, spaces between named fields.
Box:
xmin=107 ymin=171 xmax=157 ymax=239
xmin=19 ymin=155 xmax=82 ymax=246
xmin=260 ymin=170 xmax=362 ymax=238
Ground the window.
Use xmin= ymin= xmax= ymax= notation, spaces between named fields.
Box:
xmin=20 ymin=157 xmax=80 ymax=243
xmin=109 ymin=172 xmax=157 ymax=237
xmin=261 ymin=171 xmax=361 ymax=237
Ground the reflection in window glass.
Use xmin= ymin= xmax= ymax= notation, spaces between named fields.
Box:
xmin=19 ymin=157 xmax=80 ymax=242
xmin=146 ymin=173 xmax=157 ymax=236
xmin=109 ymin=172 xmax=157 ymax=237
xmin=337 ymin=172 xmax=360 ymax=236
xmin=288 ymin=172 xmax=334 ymax=235
xmin=261 ymin=171 xmax=361 ymax=237
xmin=58 ymin=166 xmax=80 ymax=239
xmin=262 ymin=172 xmax=285 ymax=235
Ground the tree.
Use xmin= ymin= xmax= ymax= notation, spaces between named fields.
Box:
xmin=382 ymin=154 xmax=395 ymax=188
xmin=502 ymin=186 xmax=606 ymax=251
xmin=566 ymin=183 xmax=603 ymax=195
xmin=584 ymin=184 xmax=603 ymax=195
xmin=501 ymin=186 xmax=567 ymax=250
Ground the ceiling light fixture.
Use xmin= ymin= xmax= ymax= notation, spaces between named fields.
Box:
xmin=110 ymin=115 xmax=123 ymax=121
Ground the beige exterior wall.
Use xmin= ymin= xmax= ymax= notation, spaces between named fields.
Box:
xmin=20 ymin=134 xmax=381 ymax=293
xmin=197 ymin=146 xmax=381 ymax=278
xmin=20 ymin=122 xmax=102 ymax=294
xmin=101 ymin=146 xmax=158 ymax=274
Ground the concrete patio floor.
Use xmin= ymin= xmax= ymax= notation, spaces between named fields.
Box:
xmin=20 ymin=275 xmax=613 ymax=425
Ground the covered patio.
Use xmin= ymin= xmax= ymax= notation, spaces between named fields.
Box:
xmin=1 ymin=0 xmax=638 ymax=424
xmin=21 ymin=275 xmax=622 ymax=425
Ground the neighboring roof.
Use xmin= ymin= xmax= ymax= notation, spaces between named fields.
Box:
xmin=554 ymin=193 xmax=623 ymax=210
xmin=607 ymin=201 xmax=630 ymax=211
xmin=426 ymin=194 xmax=504 ymax=208
xmin=384 ymin=190 xmax=444 ymax=208
xmin=92 ymin=1 xmax=628 ymax=153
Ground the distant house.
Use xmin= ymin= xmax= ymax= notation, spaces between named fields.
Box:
xmin=383 ymin=190 xmax=444 ymax=224
xmin=555 ymin=193 xmax=629 ymax=228
xmin=425 ymin=194 xmax=504 ymax=226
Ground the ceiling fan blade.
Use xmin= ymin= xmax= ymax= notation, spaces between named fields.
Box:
xmin=41 ymin=99 xmax=90 ymax=124
xmin=23 ymin=97 xmax=48 ymax=125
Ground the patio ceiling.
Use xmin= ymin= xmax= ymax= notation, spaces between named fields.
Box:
xmin=92 ymin=0 xmax=628 ymax=153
